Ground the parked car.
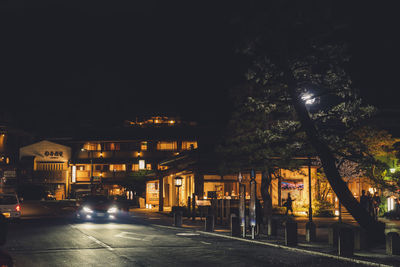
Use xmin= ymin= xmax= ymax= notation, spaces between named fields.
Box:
xmin=0 ymin=194 xmax=21 ymax=220
xmin=76 ymin=195 xmax=122 ymax=221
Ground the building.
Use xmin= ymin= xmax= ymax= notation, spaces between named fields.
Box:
xmin=67 ymin=117 xmax=199 ymax=198
xmin=19 ymin=140 xmax=71 ymax=200
xmin=146 ymin=150 xmax=319 ymax=212
xmin=0 ymin=123 xmax=33 ymax=193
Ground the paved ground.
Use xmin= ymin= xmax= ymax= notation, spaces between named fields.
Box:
xmin=2 ymin=214 xmax=371 ymax=267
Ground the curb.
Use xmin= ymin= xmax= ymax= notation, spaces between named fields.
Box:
xmin=151 ymin=223 xmax=393 ymax=267
xmin=197 ymin=231 xmax=393 ymax=267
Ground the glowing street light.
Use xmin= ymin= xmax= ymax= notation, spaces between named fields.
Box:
xmin=301 ymin=92 xmax=315 ymax=105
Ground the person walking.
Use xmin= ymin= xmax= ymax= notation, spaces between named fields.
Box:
xmin=284 ymin=193 xmax=294 ymax=216
xmin=372 ymin=192 xmax=381 ymax=220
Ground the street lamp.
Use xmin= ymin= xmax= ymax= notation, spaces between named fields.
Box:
xmin=174 ymin=176 xmax=183 ymax=207
xmin=302 ymin=93 xmax=316 ymax=242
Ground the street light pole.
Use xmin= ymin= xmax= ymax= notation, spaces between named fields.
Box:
xmin=306 ymin=158 xmax=316 ymax=242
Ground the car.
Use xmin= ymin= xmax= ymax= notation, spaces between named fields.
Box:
xmin=0 ymin=194 xmax=21 ymax=220
xmin=76 ymin=195 xmax=120 ymax=221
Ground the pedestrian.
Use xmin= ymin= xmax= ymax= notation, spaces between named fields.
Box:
xmin=360 ymin=190 xmax=368 ymax=211
xmin=372 ymin=192 xmax=381 ymax=220
xmin=284 ymin=193 xmax=294 ymax=216
xmin=366 ymin=191 xmax=373 ymax=217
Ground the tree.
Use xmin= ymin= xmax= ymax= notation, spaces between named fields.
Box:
xmin=224 ymin=1 xmax=384 ymax=240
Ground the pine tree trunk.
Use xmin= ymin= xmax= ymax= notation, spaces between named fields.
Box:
xmin=286 ymin=73 xmax=385 ymax=241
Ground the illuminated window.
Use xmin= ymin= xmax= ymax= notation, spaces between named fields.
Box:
xmin=141 ymin=142 xmax=147 ymax=151
xmin=72 ymin=166 xmax=76 ymax=183
xmin=146 ymin=164 xmax=152 ymax=170
xmin=181 ymin=141 xmax=198 ymax=150
xmin=83 ymin=143 xmax=101 ymax=151
xmin=158 ymin=165 xmax=168 ymax=170
xmin=132 ymin=164 xmax=139 ymax=171
xmin=139 ymin=160 xmax=145 ymax=170
xmin=157 ymin=141 xmax=177 ymax=151
xmin=109 ymin=164 xmax=125 ymax=171
xmin=104 ymin=143 xmax=120 ymax=151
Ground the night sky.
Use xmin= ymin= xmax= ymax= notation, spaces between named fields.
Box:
xmin=1 ymin=1 xmax=399 ymax=135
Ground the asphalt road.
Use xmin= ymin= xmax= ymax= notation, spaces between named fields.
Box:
xmin=2 ymin=215 xmax=368 ymax=267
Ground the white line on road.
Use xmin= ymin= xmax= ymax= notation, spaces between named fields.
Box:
xmin=69 ymin=224 xmax=114 ymax=251
xmin=87 ymin=235 xmax=115 ymax=251
xmin=115 ymin=231 xmax=148 ymax=241
xmin=201 ymin=241 xmax=212 ymax=245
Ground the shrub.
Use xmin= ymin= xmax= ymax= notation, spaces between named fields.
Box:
xmin=313 ymin=199 xmax=334 ymax=217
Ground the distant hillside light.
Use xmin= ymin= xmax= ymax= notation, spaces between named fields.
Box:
xmin=301 ymin=92 xmax=315 ymax=105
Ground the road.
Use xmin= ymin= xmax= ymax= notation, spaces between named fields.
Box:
xmin=3 ymin=214 xmax=368 ymax=267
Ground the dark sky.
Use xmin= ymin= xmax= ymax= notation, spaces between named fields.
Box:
xmin=1 ymin=1 xmax=399 ymax=134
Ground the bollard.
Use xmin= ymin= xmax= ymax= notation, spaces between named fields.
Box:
xmin=285 ymin=220 xmax=298 ymax=246
xmin=328 ymin=222 xmax=346 ymax=247
xmin=173 ymin=211 xmax=182 ymax=227
xmin=338 ymin=227 xmax=354 ymax=256
xmin=354 ymin=227 xmax=367 ymax=250
xmin=267 ymin=217 xmax=277 ymax=236
xmin=386 ymin=232 xmax=400 ymax=255
xmin=306 ymin=221 xmax=316 ymax=242
xmin=231 ymin=214 xmax=241 ymax=237
xmin=205 ymin=215 xmax=214 ymax=232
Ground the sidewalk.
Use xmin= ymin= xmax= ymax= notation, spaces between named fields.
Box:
xmin=131 ymin=208 xmax=400 ymax=267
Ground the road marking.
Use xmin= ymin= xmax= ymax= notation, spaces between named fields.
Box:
xmin=176 ymin=233 xmax=200 ymax=236
xmin=201 ymin=241 xmax=211 ymax=245
xmin=115 ymin=231 xmax=148 ymax=241
xmin=87 ymin=235 xmax=115 ymax=251
xmin=69 ymin=224 xmax=114 ymax=251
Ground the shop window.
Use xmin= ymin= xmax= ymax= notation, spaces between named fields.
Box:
xmin=181 ymin=141 xmax=198 ymax=150
xmin=157 ymin=141 xmax=177 ymax=151
xmin=146 ymin=163 xmax=152 ymax=170
xmin=141 ymin=141 xmax=147 ymax=151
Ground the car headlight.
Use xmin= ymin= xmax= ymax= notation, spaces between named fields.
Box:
xmin=107 ymin=207 xmax=118 ymax=213
xmin=83 ymin=206 xmax=93 ymax=213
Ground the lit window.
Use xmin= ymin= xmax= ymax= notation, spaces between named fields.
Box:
xmin=141 ymin=142 xmax=147 ymax=151
xmin=158 ymin=165 xmax=168 ymax=170
xmin=109 ymin=164 xmax=125 ymax=171
xmin=181 ymin=141 xmax=198 ymax=150
xmin=139 ymin=160 xmax=145 ymax=170
xmin=104 ymin=143 xmax=120 ymax=151
xmin=132 ymin=164 xmax=139 ymax=171
xmin=72 ymin=166 xmax=76 ymax=183
xmin=83 ymin=143 xmax=101 ymax=151
xmin=157 ymin=141 xmax=177 ymax=151
xmin=146 ymin=164 xmax=152 ymax=170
